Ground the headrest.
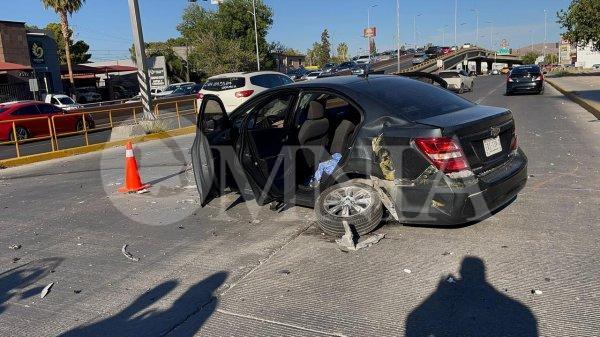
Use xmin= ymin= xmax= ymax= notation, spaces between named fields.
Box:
xmin=307 ymin=101 xmax=325 ymax=120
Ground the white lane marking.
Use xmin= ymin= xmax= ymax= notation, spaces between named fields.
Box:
xmin=475 ymin=79 xmax=506 ymax=104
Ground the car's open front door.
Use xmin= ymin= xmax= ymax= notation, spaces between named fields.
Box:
xmin=191 ymin=95 xmax=231 ymax=206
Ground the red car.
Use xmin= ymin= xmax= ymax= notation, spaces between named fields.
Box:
xmin=0 ymin=101 xmax=94 ymax=142
xmin=441 ymin=46 xmax=452 ymax=54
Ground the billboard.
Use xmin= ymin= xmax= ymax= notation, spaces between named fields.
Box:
xmin=363 ymin=27 xmax=376 ymax=38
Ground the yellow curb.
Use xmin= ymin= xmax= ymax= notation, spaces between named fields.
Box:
xmin=546 ymin=78 xmax=600 ymax=119
xmin=0 ymin=126 xmax=196 ymax=168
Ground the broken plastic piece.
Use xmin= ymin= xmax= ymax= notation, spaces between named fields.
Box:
xmin=403 ymin=269 xmax=412 ymax=274
xmin=9 ymin=244 xmax=21 ymax=250
xmin=446 ymin=276 xmax=455 ymax=283
xmin=41 ymin=282 xmax=54 ymax=299
xmin=531 ymin=289 xmax=543 ymax=295
xmin=121 ymin=244 xmax=140 ymax=262
xmin=336 ymin=220 xmax=385 ymax=252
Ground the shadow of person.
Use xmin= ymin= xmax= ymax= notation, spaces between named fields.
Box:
xmin=0 ymin=257 xmax=64 ymax=315
xmin=59 ymin=271 xmax=227 ymax=337
xmin=405 ymin=257 xmax=538 ymax=337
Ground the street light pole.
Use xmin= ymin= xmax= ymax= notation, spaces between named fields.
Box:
xmin=471 ymin=9 xmax=479 ymax=45
xmin=252 ymin=0 xmax=260 ymax=71
xmin=454 ymin=0 xmax=458 ymax=47
xmin=485 ymin=21 xmax=493 ymax=50
xmin=543 ymin=9 xmax=548 ymax=60
xmin=396 ymin=0 xmax=401 ymax=73
xmin=127 ymin=0 xmax=155 ymax=120
xmin=413 ymin=13 xmax=421 ymax=49
xmin=367 ymin=4 xmax=377 ymax=62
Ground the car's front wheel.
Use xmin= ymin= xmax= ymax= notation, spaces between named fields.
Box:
xmin=315 ymin=181 xmax=383 ymax=236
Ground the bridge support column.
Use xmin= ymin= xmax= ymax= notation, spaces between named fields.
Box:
xmin=487 ymin=61 xmax=493 ymax=72
xmin=476 ymin=61 xmax=482 ymax=75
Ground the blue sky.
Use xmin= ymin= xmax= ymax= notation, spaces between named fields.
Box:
xmin=4 ymin=0 xmax=571 ymax=61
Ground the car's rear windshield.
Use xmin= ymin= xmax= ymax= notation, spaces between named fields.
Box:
xmin=511 ymin=67 xmax=540 ymax=75
xmin=363 ymin=77 xmax=474 ymax=121
xmin=203 ymin=77 xmax=246 ymax=91
xmin=438 ymin=72 xmax=460 ymax=78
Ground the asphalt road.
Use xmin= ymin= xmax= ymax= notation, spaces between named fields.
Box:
xmin=1 ymin=75 xmax=599 ymax=336
xmin=372 ymin=54 xmax=415 ymax=74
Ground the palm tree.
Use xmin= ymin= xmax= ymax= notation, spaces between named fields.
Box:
xmin=41 ymin=0 xmax=85 ymax=93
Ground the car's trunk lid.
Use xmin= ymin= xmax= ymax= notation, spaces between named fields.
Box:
xmin=414 ymin=105 xmax=515 ymax=173
xmin=510 ymin=70 xmax=541 ymax=83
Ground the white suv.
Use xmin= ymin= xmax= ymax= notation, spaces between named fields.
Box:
xmin=197 ymin=71 xmax=293 ymax=113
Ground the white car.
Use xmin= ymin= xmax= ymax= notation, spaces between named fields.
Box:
xmin=438 ymin=69 xmax=474 ymax=93
xmin=301 ymin=71 xmax=322 ymax=81
xmin=44 ymin=94 xmax=83 ymax=111
xmin=197 ymin=71 xmax=293 ymax=113
xmin=155 ymin=82 xmax=195 ymax=97
xmin=355 ymin=55 xmax=372 ymax=65
xmin=74 ymin=87 xmax=102 ymax=103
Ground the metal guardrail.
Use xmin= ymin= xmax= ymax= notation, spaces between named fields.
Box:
xmin=0 ymin=97 xmax=198 ymax=160
xmin=399 ymin=47 xmax=490 ymax=74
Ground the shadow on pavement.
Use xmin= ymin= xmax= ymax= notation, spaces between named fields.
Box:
xmin=405 ymin=256 xmax=538 ymax=337
xmin=59 ymin=271 xmax=227 ymax=337
xmin=0 ymin=257 xmax=64 ymax=315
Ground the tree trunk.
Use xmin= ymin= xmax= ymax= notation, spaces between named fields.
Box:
xmin=59 ymin=11 xmax=75 ymax=94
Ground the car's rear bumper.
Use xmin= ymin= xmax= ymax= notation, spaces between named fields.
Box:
xmin=507 ymin=81 xmax=543 ymax=93
xmin=391 ymin=150 xmax=528 ymax=225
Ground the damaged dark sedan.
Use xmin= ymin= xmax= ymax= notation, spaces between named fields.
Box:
xmin=192 ymin=75 xmax=527 ymax=235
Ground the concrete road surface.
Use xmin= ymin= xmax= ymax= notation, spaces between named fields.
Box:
xmin=0 ymin=75 xmax=599 ymax=336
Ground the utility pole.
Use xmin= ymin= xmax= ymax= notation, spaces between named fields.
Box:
xmin=396 ymin=0 xmax=401 ymax=73
xmin=367 ymin=4 xmax=377 ymax=63
xmin=486 ymin=21 xmax=493 ymax=50
xmin=127 ymin=0 xmax=155 ymax=120
xmin=454 ymin=0 xmax=458 ymax=47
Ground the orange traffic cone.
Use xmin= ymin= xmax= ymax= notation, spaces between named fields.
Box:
xmin=118 ymin=142 xmax=150 ymax=193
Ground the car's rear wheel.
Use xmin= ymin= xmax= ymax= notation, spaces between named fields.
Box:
xmin=9 ymin=126 xmax=29 ymax=142
xmin=315 ymin=181 xmax=383 ymax=236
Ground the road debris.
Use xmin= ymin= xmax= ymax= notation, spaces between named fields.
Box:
xmin=121 ymin=244 xmax=140 ymax=262
xmin=9 ymin=244 xmax=21 ymax=250
xmin=441 ymin=251 xmax=453 ymax=256
xmin=531 ymin=289 xmax=543 ymax=295
xmin=335 ymin=220 xmax=385 ymax=252
xmin=446 ymin=276 xmax=455 ymax=283
xmin=12 ymin=257 xmax=20 ymax=263
xmin=403 ymin=269 xmax=412 ymax=274
xmin=73 ymin=289 xmax=82 ymax=294
xmin=41 ymin=283 xmax=54 ymax=299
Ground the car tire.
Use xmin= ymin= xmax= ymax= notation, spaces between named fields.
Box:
xmin=9 ymin=126 xmax=29 ymax=142
xmin=458 ymin=84 xmax=465 ymax=94
xmin=315 ymin=181 xmax=383 ymax=236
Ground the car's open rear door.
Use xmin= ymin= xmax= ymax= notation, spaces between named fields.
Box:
xmin=191 ymin=95 xmax=230 ymax=206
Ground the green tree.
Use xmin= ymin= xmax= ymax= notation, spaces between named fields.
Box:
xmin=45 ymin=22 xmax=91 ymax=64
xmin=558 ymin=0 xmax=600 ymax=51
xmin=177 ymin=1 xmax=273 ymax=76
xmin=336 ymin=42 xmax=349 ymax=61
xmin=544 ymin=53 xmax=559 ymax=65
xmin=316 ymin=29 xmax=331 ymax=66
xmin=522 ymin=51 xmax=540 ymax=64
xmin=41 ymin=0 xmax=86 ymax=91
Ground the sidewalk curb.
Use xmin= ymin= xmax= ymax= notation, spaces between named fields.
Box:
xmin=0 ymin=125 xmax=196 ymax=169
xmin=546 ymin=78 xmax=600 ymax=119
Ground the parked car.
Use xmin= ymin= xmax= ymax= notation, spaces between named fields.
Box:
xmin=111 ymin=85 xmax=137 ymax=100
xmin=462 ymin=43 xmax=472 ymax=49
xmin=506 ymin=65 xmax=544 ymax=95
xmin=197 ymin=71 xmax=293 ymax=113
xmin=412 ymin=53 xmax=428 ymax=65
xmin=154 ymin=82 xmax=196 ymax=97
xmin=166 ymin=84 xmax=203 ymax=98
xmin=286 ymin=68 xmax=309 ymax=81
xmin=425 ymin=46 xmax=443 ymax=58
xmin=0 ymin=101 xmax=94 ymax=142
xmin=44 ymin=94 xmax=83 ymax=111
xmin=150 ymin=88 xmax=163 ymax=95
xmin=74 ymin=87 xmax=102 ymax=103
xmin=301 ymin=71 xmax=322 ymax=81
xmin=192 ymin=75 xmax=527 ymax=235
xmin=334 ymin=61 xmax=359 ymax=73
xmin=322 ymin=63 xmax=338 ymax=73
xmin=438 ymin=69 xmax=474 ymax=93
xmin=355 ymin=55 xmax=372 ymax=65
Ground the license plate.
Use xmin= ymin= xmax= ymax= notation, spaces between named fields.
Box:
xmin=483 ymin=136 xmax=502 ymax=157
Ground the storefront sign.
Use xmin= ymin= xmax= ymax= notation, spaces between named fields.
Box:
xmin=30 ymin=42 xmax=45 ymax=64
xmin=149 ymin=68 xmax=166 ymax=88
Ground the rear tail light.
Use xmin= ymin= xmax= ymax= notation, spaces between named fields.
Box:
xmin=510 ymin=134 xmax=518 ymax=151
xmin=414 ymin=137 xmax=469 ymax=173
xmin=195 ymin=92 xmax=204 ymax=100
xmin=235 ymin=90 xmax=254 ymax=98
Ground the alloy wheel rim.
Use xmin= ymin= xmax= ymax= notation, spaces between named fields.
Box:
xmin=323 ymin=186 xmax=372 ymax=217
xmin=16 ymin=128 xmax=27 ymax=140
